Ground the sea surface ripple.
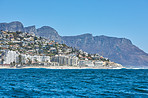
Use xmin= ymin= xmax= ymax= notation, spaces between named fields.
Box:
xmin=0 ymin=69 xmax=148 ymax=97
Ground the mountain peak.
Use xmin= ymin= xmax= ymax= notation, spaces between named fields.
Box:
xmin=9 ymin=21 xmax=22 ymax=24
xmin=81 ymin=33 xmax=92 ymax=36
xmin=37 ymin=26 xmax=63 ymax=43
xmin=25 ymin=25 xmax=37 ymax=34
xmin=40 ymin=26 xmax=55 ymax=30
xmin=0 ymin=21 xmax=24 ymax=32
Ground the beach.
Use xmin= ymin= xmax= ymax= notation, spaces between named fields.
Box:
xmin=0 ymin=65 xmax=124 ymax=69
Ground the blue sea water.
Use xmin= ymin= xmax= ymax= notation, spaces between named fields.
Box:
xmin=0 ymin=69 xmax=148 ymax=97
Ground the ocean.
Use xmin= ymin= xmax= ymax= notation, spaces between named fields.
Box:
xmin=0 ymin=69 xmax=148 ymax=97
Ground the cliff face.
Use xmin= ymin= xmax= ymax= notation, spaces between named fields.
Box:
xmin=63 ymin=35 xmax=148 ymax=67
xmin=0 ymin=21 xmax=148 ymax=68
xmin=0 ymin=21 xmax=24 ymax=32
xmin=24 ymin=25 xmax=37 ymax=35
xmin=37 ymin=26 xmax=63 ymax=43
xmin=0 ymin=21 xmax=62 ymax=42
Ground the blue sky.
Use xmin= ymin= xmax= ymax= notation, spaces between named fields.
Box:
xmin=0 ymin=0 xmax=148 ymax=53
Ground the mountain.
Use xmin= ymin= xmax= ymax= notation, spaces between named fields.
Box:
xmin=37 ymin=26 xmax=63 ymax=43
xmin=62 ymin=34 xmax=148 ymax=68
xmin=24 ymin=25 xmax=37 ymax=35
xmin=0 ymin=21 xmax=24 ymax=32
xmin=0 ymin=21 xmax=63 ymax=43
xmin=0 ymin=21 xmax=148 ymax=68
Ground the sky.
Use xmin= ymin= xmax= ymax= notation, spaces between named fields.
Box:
xmin=0 ymin=0 xmax=148 ymax=53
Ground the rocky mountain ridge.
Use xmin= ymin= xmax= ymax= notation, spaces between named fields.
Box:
xmin=63 ymin=34 xmax=148 ymax=67
xmin=0 ymin=21 xmax=148 ymax=68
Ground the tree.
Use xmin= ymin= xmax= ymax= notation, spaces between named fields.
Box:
xmin=39 ymin=37 xmax=42 ymax=40
xmin=28 ymin=43 xmax=31 ymax=46
xmin=13 ymin=61 xmax=15 ymax=66
xmin=1 ymin=59 xmax=4 ymax=65
xmin=10 ymin=62 xmax=13 ymax=66
xmin=16 ymin=31 xmax=22 ymax=34
xmin=18 ymin=55 xmax=22 ymax=64
xmin=27 ymin=58 xmax=32 ymax=65
xmin=34 ymin=59 xmax=38 ymax=63
xmin=62 ymin=44 xmax=67 ymax=47
xmin=82 ymin=53 xmax=85 ymax=57
xmin=34 ymin=37 xmax=38 ymax=41
xmin=88 ymin=54 xmax=91 ymax=57
xmin=10 ymin=61 xmax=15 ymax=67
xmin=6 ymin=35 xmax=9 ymax=39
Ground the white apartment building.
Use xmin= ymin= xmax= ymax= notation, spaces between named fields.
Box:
xmin=3 ymin=50 xmax=18 ymax=64
xmin=79 ymin=60 xmax=94 ymax=67
xmin=20 ymin=55 xmax=50 ymax=64
xmin=94 ymin=61 xmax=104 ymax=66
xmin=51 ymin=55 xmax=78 ymax=66
xmin=29 ymin=55 xmax=50 ymax=63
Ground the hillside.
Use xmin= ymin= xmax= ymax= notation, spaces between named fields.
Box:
xmin=0 ymin=30 xmax=123 ymax=68
xmin=63 ymin=34 xmax=148 ymax=67
xmin=0 ymin=21 xmax=148 ymax=68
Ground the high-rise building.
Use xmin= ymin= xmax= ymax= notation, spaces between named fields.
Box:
xmin=4 ymin=50 xmax=18 ymax=64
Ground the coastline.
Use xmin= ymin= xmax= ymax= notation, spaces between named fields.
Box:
xmin=0 ymin=66 xmax=125 ymax=69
